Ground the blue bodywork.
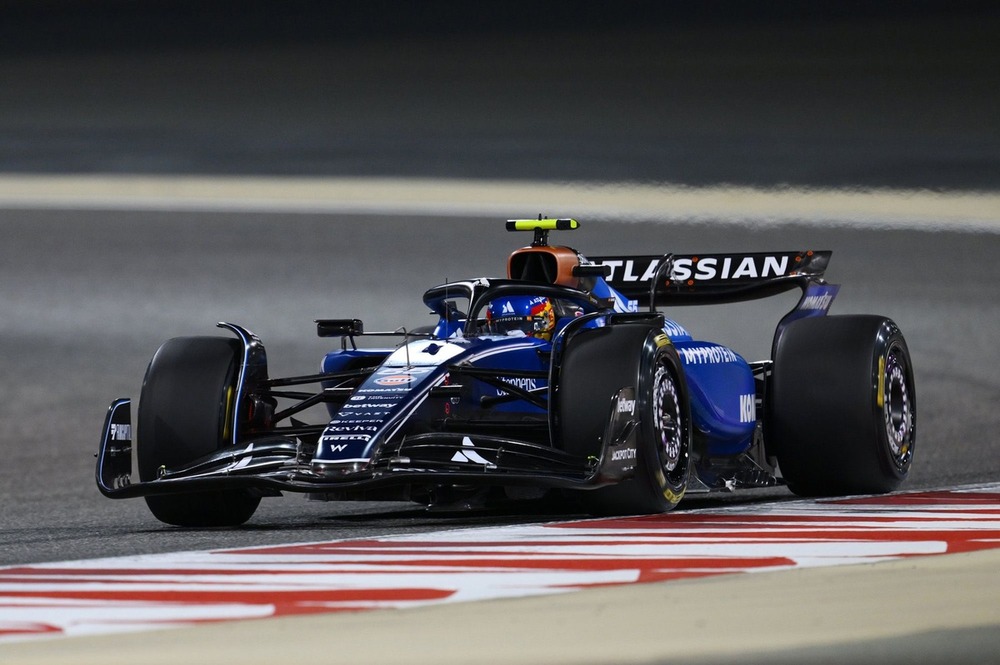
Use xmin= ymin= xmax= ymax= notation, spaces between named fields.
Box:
xmin=318 ymin=334 xmax=549 ymax=467
xmin=312 ymin=249 xmax=834 ymax=477
xmin=96 ymin=222 xmax=840 ymax=506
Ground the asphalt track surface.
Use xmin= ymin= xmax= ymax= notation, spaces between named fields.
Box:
xmin=1 ymin=7 xmax=999 ymax=663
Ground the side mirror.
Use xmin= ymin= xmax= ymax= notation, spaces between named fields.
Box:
xmin=316 ymin=318 xmax=364 ymax=337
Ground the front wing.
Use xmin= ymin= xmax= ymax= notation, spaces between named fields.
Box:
xmin=96 ymin=397 xmax=640 ymax=500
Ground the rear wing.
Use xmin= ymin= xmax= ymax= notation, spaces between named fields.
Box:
xmin=588 ymin=250 xmax=833 ymax=307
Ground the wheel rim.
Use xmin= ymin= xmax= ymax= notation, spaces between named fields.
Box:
xmin=652 ymin=362 xmax=684 ymax=477
xmin=882 ymin=345 xmax=914 ymax=470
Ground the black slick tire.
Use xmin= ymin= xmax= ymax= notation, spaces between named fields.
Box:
xmin=769 ymin=315 xmax=916 ymax=496
xmin=558 ymin=324 xmax=691 ymax=515
xmin=137 ymin=336 xmax=261 ymax=526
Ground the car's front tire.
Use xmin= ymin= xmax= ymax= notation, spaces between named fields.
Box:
xmin=137 ymin=336 xmax=261 ymax=526
xmin=558 ymin=324 xmax=691 ymax=515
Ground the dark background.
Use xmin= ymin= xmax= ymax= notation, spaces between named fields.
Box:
xmin=1 ymin=0 xmax=998 ymax=188
xmin=3 ymin=1 xmax=990 ymax=54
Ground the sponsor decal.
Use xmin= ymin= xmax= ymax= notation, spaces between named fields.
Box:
xmin=661 ymin=485 xmax=685 ymax=503
xmin=597 ymin=259 xmax=662 ymax=283
xmin=109 ymin=423 xmax=131 ymax=441
xmin=678 ymin=345 xmax=740 ymax=365
xmin=496 ymin=377 xmax=540 ymax=395
xmin=450 ymin=436 xmax=493 ymax=465
xmin=662 ymin=320 xmax=689 ymax=339
xmin=797 ymin=284 xmax=839 ymax=312
xmin=350 ymin=394 xmax=402 ymax=403
xmin=321 ymin=434 xmax=372 ymax=442
xmin=375 ymin=374 xmax=416 ymax=387
xmin=613 ymin=293 xmax=639 ymax=313
xmin=739 ymin=393 xmax=756 ymax=424
xmin=800 ymin=293 xmax=835 ymax=311
xmin=326 ymin=425 xmax=378 ymax=433
xmin=376 ymin=366 xmax=434 ymax=376
xmin=617 ymin=396 xmax=636 ymax=415
xmin=501 ymin=300 xmax=515 ymax=315
xmin=358 ymin=387 xmax=413 ymax=395
xmin=610 ymin=447 xmax=637 ymax=462
xmin=340 ymin=403 xmax=390 ymax=410
xmin=671 ymin=255 xmax=790 ymax=282
xmin=599 ymin=254 xmax=793 ymax=284
xmin=877 ymin=355 xmax=886 ymax=408
xmin=337 ymin=411 xmax=392 ymax=423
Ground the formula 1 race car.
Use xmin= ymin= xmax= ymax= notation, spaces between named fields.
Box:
xmin=97 ymin=219 xmax=916 ymax=526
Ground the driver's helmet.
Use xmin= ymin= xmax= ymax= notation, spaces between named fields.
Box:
xmin=485 ymin=295 xmax=556 ymax=340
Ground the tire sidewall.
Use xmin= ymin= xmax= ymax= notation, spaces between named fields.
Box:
xmin=137 ymin=336 xmax=261 ymax=526
xmin=770 ymin=315 xmax=916 ymax=496
xmin=871 ymin=327 xmax=916 ymax=483
xmin=636 ymin=334 xmax=690 ymax=508
xmin=559 ymin=324 xmax=691 ymax=514
xmin=137 ymin=336 xmax=241 ymax=482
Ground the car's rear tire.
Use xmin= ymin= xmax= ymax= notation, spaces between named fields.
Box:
xmin=558 ymin=324 xmax=691 ymax=515
xmin=137 ymin=336 xmax=261 ymax=526
xmin=769 ymin=315 xmax=915 ymax=496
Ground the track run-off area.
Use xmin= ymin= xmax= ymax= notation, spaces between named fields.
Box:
xmin=1 ymin=485 xmax=999 ymax=663
xmin=1 ymin=175 xmax=999 ymax=233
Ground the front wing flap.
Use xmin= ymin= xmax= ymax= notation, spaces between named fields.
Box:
xmin=96 ymin=398 xmax=640 ymax=499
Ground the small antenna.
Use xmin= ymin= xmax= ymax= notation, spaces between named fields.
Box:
xmin=396 ymin=327 xmax=412 ymax=367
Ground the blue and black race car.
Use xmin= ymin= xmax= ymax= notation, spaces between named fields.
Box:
xmin=97 ymin=219 xmax=916 ymax=526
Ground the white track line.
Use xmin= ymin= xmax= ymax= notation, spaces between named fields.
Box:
xmin=1 ymin=484 xmax=999 ymax=643
xmin=1 ymin=175 xmax=998 ymax=232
